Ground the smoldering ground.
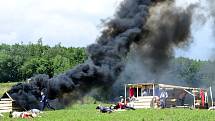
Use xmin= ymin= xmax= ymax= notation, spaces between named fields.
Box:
xmin=6 ymin=0 xmax=199 ymax=110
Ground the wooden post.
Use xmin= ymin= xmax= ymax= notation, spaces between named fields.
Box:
xmin=124 ymin=84 xmax=127 ymax=105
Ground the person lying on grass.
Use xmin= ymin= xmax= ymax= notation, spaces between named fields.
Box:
xmin=96 ymin=105 xmax=113 ymax=113
xmin=96 ymin=104 xmax=135 ymax=113
xmin=9 ymin=111 xmax=41 ymax=118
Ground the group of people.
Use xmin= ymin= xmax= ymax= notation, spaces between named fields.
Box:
xmin=101 ymin=88 xmax=169 ymax=111
xmin=129 ymin=87 xmax=169 ymax=109
xmin=141 ymin=88 xmax=169 ymax=108
xmin=96 ymin=98 xmax=136 ymax=114
xmin=8 ymin=91 xmax=54 ymax=119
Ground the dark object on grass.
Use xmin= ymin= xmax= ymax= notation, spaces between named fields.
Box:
xmin=112 ymin=104 xmax=136 ymax=110
xmin=96 ymin=105 xmax=113 ymax=113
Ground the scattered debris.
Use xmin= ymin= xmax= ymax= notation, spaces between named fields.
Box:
xmin=28 ymin=109 xmax=43 ymax=114
xmin=208 ymin=107 xmax=215 ymax=110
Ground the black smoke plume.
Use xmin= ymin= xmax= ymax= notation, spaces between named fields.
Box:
xmin=117 ymin=1 xmax=194 ymax=83
xmin=6 ymin=0 xmax=194 ymax=110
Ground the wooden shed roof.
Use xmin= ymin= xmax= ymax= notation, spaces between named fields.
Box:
xmin=1 ymin=92 xmax=14 ymax=101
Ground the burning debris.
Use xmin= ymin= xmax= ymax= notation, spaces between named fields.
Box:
xmin=6 ymin=0 xmax=196 ymax=110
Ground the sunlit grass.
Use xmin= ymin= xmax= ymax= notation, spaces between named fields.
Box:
xmin=0 ymin=82 xmax=17 ymax=96
xmin=0 ymin=82 xmax=215 ymax=121
xmin=1 ymin=104 xmax=215 ymax=121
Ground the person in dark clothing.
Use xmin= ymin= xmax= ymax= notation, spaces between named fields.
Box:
xmin=179 ymin=92 xmax=187 ymax=106
xmin=40 ymin=91 xmax=55 ymax=111
xmin=96 ymin=105 xmax=113 ymax=113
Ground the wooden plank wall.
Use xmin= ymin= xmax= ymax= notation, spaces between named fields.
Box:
xmin=129 ymin=96 xmax=155 ymax=109
xmin=0 ymin=98 xmax=12 ymax=113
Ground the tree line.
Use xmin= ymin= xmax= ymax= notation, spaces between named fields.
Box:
xmin=0 ymin=40 xmax=87 ymax=83
xmin=0 ymin=40 xmax=215 ymax=89
xmin=170 ymin=57 xmax=215 ymax=87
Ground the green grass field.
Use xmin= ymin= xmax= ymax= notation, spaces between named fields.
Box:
xmin=0 ymin=82 xmax=17 ymax=96
xmin=1 ymin=104 xmax=215 ymax=121
xmin=1 ymin=83 xmax=215 ymax=121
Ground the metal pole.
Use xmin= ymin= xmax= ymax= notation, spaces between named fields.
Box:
xmin=194 ymin=96 xmax=195 ymax=108
xmin=124 ymin=84 xmax=127 ymax=105
xmin=153 ymin=84 xmax=155 ymax=97
xmin=184 ymin=89 xmax=195 ymax=108
xmin=210 ymin=86 xmax=213 ymax=107
xmin=137 ymin=87 xmax=139 ymax=98
xmin=152 ymin=84 xmax=155 ymax=108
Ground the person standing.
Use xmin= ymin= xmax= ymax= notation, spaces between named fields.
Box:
xmin=142 ymin=89 xmax=148 ymax=96
xmin=160 ymin=88 xmax=168 ymax=109
xmin=40 ymin=91 xmax=55 ymax=111
xmin=200 ymin=89 xmax=205 ymax=107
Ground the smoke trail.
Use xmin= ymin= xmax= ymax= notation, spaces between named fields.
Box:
xmin=138 ymin=2 xmax=193 ymax=71
xmin=6 ymin=0 xmax=195 ymax=110
xmin=117 ymin=1 xmax=194 ymax=83
xmin=207 ymin=0 xmax=215 ymax=20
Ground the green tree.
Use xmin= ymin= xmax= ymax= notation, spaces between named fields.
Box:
xmin=0 ymin=53 xmax=21 ymax=82
xmin=52 ymin=55 xmax=71 ymax=75
xmin=0 ymin=40 xmax=87 ymax=82
xmin=21 ymin=57 xmax=54 ymax=79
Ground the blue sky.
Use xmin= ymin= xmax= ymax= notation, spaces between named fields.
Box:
xmin=0 ymin=0 xmax=214 ymax=60
xmin=176 ymin=18 xmax=215 ymax=60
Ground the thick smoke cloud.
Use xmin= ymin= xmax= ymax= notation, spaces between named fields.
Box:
xmin=117 ymin=1 xmax=194 ymax=84
xmin=207 ymin=0 xmax=215 ymax=19
xmin=6 ymin=0 xmax=194 ymax=110
xmin=138 ymin=2 xmax=192 ymax=71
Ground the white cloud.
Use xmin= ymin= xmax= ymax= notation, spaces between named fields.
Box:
xmin=0 ymin=0 xmax=123 ymax=47
xmin=175 ymin=17 xmax=215 ymax=60
xmin=0 ymin=0 xmax=214 ymax=60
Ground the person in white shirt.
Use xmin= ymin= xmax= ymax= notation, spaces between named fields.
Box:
xmin=142 ymin=89 xmax=148 ymax=96
xmin=160 ymin=88 xmax=168 ymax=108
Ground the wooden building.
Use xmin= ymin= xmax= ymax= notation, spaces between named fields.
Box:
xmin=124 ymin=83 xmax=213 ymax=109
xmin=0 ymin=92 xmax=20 ymax=113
